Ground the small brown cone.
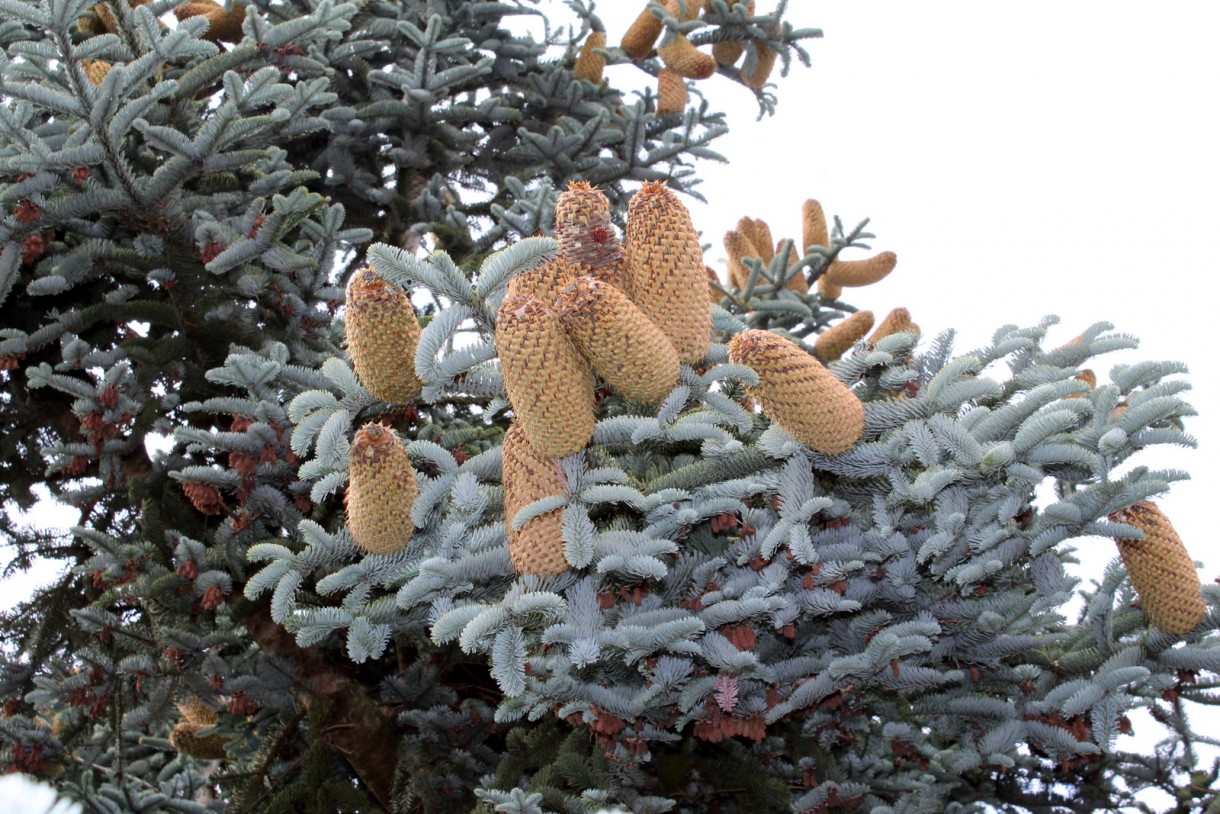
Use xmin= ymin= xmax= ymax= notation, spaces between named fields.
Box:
xmin=82 ymin=60 xmax=112 ymax=86
xmin=778 ymin=238 xmax=809 ymax=294
xmin=621 ymin=1 xmax=669 ymax=60
xmin=657 ymin=67 xmax=689 ymax=116
xmin=1065 ymin=369 xmax=1096 ymax=399
xmin=574 ymin=31 xmax=607 ymax=83
xmin=174 ymin=1 xmax=246 ymax=43
xmin=801 ymin=199 xmax=829 ymax=250
xmin=91 ymin=0 xmax=152 ymax=33
xmin=624 ymin=181 xmax=712 ymax=363
xmin=740 ymin=40 xmax=776 ymax=89
xmin=868 ymin=307 xmax=920 ymax=345
xmin=713 ymin=40 xmax=744 ymax=66
xmin=345 ymin=268 xmax=423 ymax=403
xmin=506 ymin=254 xmax=578 ymax=307
xmin=823 ymin=251 xmax=898 ymax=288
xmin=502 ymin=424 xmax=568 ymax=577
xmin=170 ymin=722 xmax=228 ymax=760
xmin=728 ymin=330 xmax=864 ymax=455
xmin=813 ymin=310 xmax=875 ymax=362
xmin=724 ymin=229 xmax=758 ymax=291
xmin=658 ymin=34 xmax=717 ymax=80
xmin=554 ymin=181 xmax=625 ymax=287
xmin=183 ymin=481 xmax=224 ymax=515
xmin=817 ymin=277 xmax=843 ymax=301
xmin=496 ymin=294 xmax=596 ymax=457
xmin=176 ymin=699 xmax=216 ymax=727
xmin=554 ymin=276 xmax=680 ymax=404
xmin=346 ymin=423 xmax=418 ymax=555
xmin=1110 ymin=501 xmax=1206 ymax=635
xmin=736 ymin=217 xmax=774 ymax=264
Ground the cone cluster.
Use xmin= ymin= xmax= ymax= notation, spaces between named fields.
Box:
xmin=727 ymin=330 xmax=864 ymax=456
xmin=169 ymin=700 xmax=226 ymax=760
xmin=346 ymin=423 xmax=418 ymax=555
xmin=345 ymin=268 xmax=423 ymax=403
xmin=502 ymin=424 xmax=569 ymax=577
xmin=1110 ymin=501 xmax=1206 ymax=635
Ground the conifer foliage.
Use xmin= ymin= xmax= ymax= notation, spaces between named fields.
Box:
xmin=1 ymin=1 xmax=1217 ymax=813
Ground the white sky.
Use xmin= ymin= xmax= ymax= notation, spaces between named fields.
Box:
xmin=5 ymin=0 xmax=1219 ymax=800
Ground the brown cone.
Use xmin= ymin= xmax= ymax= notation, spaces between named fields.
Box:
xmin=170 ymin=722 xmax=228 ymax=760
xmin=554 ymin=181 xmax=625 ymax=287
xmin=91 ymin=0 xmax=152 ymax=33
xmin=174 ymin=1 xmax=246 ymax=43
xmin=823 ymin=251 xmax=898 ymax=288
xmin=724 ymin=229 xmax=758 ymax=291
xmin=658 ymin=34 xmax=717 ymax=79
xmin=506 ymin=254 xmax=578 ymax=307
xmin=814 ymin=310 xmax=875 ymax=362
xmin=818 ymin=277 xmax=843 ymax=301
xmin=82 ymin=60 xmax=111 ymax=86
xmin=574 ymin=31 xmax=607 ymax=83
xmin=554 ymin=276 xmax=680 ymax=404
xmin=657 ymin=67 xmax=689 ymax=115
xmin=728 ymin=330 xmax=864 ymax=455
xmin=621 ymin=0 xmax=671 ymax=59
xmin=1110 ymin=501 xmax=1206 ymax=635
xmin=176 ymin=699 xmax=217 ymax=727
xmin=496 ymin=294 xmax=596 ymax=457
xmin=502 ymin=424 xmax=569 ymax=577
xmin=736 ymin=217 xmax=774 ymax=263
xmin=778 ymin=238 xmax=809 ymax=294
xmin=346 ymin=423 xmax=418 ymax=555
xmin=1065 ymin=369 xmax=1097 ymax=399
xmin=801 ymin=199 xmax=829 ymax=250
xmin=624 ymin=181 xmax=712 ymax=363
xmin=345 ymin=268 xmax=423 ymax=403
xmin=713 ymin=40 xmax=744 ymax=66
xmin=740 ymin=40 xmax=776 ymax=89
xmin=868 ymin=307 xmax=920 ymax=345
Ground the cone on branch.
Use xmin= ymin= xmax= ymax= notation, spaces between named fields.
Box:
xmin=344 ymin=268 xmax=423 ymax=404
xmin=346 ymin=423 xmax=418 ymax=556
xmin=502 ymin=424 xmax=569 ymax=577
xmin=657 ymin=67 xmax=689 ymax=115
xmin=496 ymin=293 xmax=596 ymax=457
xmin=554 ymin=276 xmax=680 ymax=405
xmin=658 ymin=33 xmax=718 ymax=80
xmin=554 ymin=181 xmax=625 ymax=288
xmin=1109 ymin=501 xmax=1206 ymax=635
xmin=711 ymin=0 xmax=753 ymax=66
xmin=624 ymin=181 xmax=712 ymax=364
xmin=174 ymin=1 xmax=247 ymax=44
xmin=82 ymin=60 xmax=111 ymax=86
xmin=724 ymin=229 xmax=757 ymax=292
xmin=169 ymin=700 xmax=226 ymax=760
xmin=506 ymin=254 xmax=578 ymax=307
xmin=740 ymin=40 xmax=776 ymax=89
xmin=868 ymin=307 xmax=920 ymax=345
xmin=814 ymin=310 xmax=875 ymax=362
xmin=727 ymin=329 xmax=864 ymax=455
xmin=822 ymin=251 xmax=898 ymax=289
xmin=574 ymin=30 xmax=607 ymax=84
xmin=736 ymin=217 xmax=774 ymax=264
xmin=621 ymin=0 xmax=672 ymax=60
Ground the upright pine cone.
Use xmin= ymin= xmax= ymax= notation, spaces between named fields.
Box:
xmin=1109 ymin=501 xmax=1206 ymax=635
xmin=506 ymin=254 xmax=577 ymax=307
xmin=822 ymin=251 xmax=898 ymax=288
xmin=728 ymin=330 xmax=864 ymax=455
xmin=624 ymin=181 xmax=712 ymax=364
xmin=574 ymin=30 xmax=607 ymax=83
xmin=554 ymin=276 xmax=680 ymax=405
xmin=554 ymin=181 xmax=625 ymax=288
xmin=174 ymin=0 xmax=246 ymax=43
xmin=657 ymin=67 xmax=688 ymax=115
xmin=736 ymin=217 xmax=774 ymax=264
xmin=502 ymin=424 xmax=569 ymax=577
xmin=813 ymin=310 xmax=875 ymax=362
xmin=346 ymin=423 xmax=418 ymax=555
xmin=621 ymin=0 xmax=670 ymax=60
xmin=496 ymin=294 xmax=596 ymax=457
xmin=658 ymin=34 xmax=717 ymax=80
xmin=740 ymin=40 xmax=776 ymax=88
xmin=723 ymin=229 xmax=757 ymax=291
xmin=169 ymin=700 xmax=226 ymax=760
xmin=868 ymin=307 xmax=920 ymax=345
xmin=82 ymin=60 xmax=112 ymax=86
xmin=801 ymin=199 xmax=829 ymax=251
xmin=345 ymin=268 xmax=423 ymax=403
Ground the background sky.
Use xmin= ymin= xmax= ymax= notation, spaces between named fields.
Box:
xmin=5 ymin=0 xmax=1220 ymax=801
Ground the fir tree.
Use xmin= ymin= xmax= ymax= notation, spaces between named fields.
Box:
xmin=1 ymin=2 xmax=1217 ymax=813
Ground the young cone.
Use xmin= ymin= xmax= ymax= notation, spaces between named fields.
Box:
xmin=506 ymin=254 xmax=578 ymax=307
xmin=658 ymin=33 xmax=718 ymax=80
xmin=573 ymin=30 xmax=607 ymax=83
xmin=778 ymin=238 xmax=809 ymax=294
xmin=174 ymin=0 xmax=246 ymax=44
xmin=728 ymin=330 xmax=864 ymax=455
xmin=822 ymin=251 xmax=898 ymax=288
xmin=554 ymin=181 xmax=625 ymax=288
xmin=621 ymin=0 xmax=669 ymax=59
xmin=737 ymin=217 xmax=774 ymax=263
xmin=345 ymin=268 xmax=423 ymax=403
xmin=657 ymin=67 xmax=689 ymax=116
xmin=868 ymin=307 xmax=920 ymax=345
xmin=801 ymin=199 xmax=829 ymax=250
xmin=724 ymin=229 xmax=758 ymax=291
xmin=82 ymin=60 xmax=111 ymax=86
xmin=496 ymin=294 xmax=596 ymax=457
xmin=814 ymin=310 xmax=875 ymax=362
xmin=554 ymin=276 xmax=680 ymax=405
xmin=624 ymin=181 xmax=712 ymax=364
xmin=346 ymin=423 xmax=418 ymax=555
xmin=740 ymin=40 xmax=776 ymax=88
xmin=502 ymin=424 xmax=569 ymax=577
xmin=1110 ymin=501 xmax=1206 ymax=635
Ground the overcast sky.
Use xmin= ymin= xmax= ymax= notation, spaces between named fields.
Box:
xmin=6 ymin=0 xmax=1220 ymax=798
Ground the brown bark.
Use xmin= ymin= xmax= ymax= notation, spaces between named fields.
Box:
xmin=235 ymin=599 xmax=399 ymax=810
